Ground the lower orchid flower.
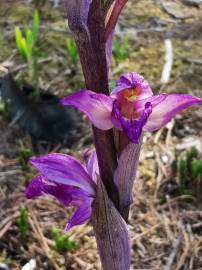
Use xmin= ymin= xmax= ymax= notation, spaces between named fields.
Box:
xmin=61 ymin=72 xmax=202 ymax=144
xmin=26 ymin=151 xmax=98 ymax=230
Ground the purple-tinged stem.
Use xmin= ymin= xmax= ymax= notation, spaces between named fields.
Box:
xmin=64 ymin=0 xmax=119 ymax=209
xmin=92 ymin=178 xmax=131 ymax=270
xmin=63 ymin=2 xmax=131 ymax=269
xmin=105 ymin=0 xmax=128 ymax=40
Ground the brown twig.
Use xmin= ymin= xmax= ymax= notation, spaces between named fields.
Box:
xmin=164 ymin=236 xmax=182 ymax=270
xmin=29 ymin=213 xmax=60 ymax=270
xmin=176 ymin=224 xmax=190 ymax=270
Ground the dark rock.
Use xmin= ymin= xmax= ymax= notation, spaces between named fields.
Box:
xmin=0 ymin=75 xmax=81 ymax=144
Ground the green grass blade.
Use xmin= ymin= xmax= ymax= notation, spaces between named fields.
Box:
xmin=32 ymin=10 xmax=40 ymax=44
xmin=15 ymin=27 xmax=27 ymax=60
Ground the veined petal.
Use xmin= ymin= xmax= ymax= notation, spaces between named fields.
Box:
xmin=26 ymin=175 xmax=90 ymax=206
xmin=111 ymin=72 xmax=153 ymax=99
xmin=30 ymin=153 xmax=96 ymax=196
xmin=26 ymin=175 xmax=71 ymax=206
xmin=65 ymin=198 xmax=93 ymax=230
xmin=61 ymin=90 xmax=114 ymax=130
xmin=144 ymin=94 xmax=202 ymax=132
xmin=91 ymin=178 xmax=131 ymax=270
xmin=112 ymin=100 xmax=152 ymax=144
xmin=26 ymin=175 xmax=45 ymax=199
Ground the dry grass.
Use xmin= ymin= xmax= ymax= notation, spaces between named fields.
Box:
xmin=1 ymin=107 xmax=202 ymax=269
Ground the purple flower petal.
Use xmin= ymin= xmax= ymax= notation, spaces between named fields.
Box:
xmin=144 ymin=94 xmax=202 ymax=131
xmin=112 ymin=100 xmax=152 ymax=143
xmin=65 ymin=198 xmax=93 ymax=230
xmin=26 ymin=175 xmax=72 ymax=205
xmin=26 ymin=175 xmax=45 ymax=199
xmin=61 ymin=90 xmax=114 ymax=130
xmin=26 ymin=175 xmax=91 ymax=206
xmin=30 ymin=153 xmax=96 ymax=196
xmin=111 ymin=72 xmax=153 ymax=100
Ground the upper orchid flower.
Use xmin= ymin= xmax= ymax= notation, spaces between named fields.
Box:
xmin=61 ymin=72 xmax=202 ymax=144
xmin=26 ymin=151 xmax=98 ymax=230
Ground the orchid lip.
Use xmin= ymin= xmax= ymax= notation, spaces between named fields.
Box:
xmin=112 ymin=100 xmax=152 ymax=144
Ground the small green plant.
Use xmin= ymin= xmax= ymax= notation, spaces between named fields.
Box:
xmin=191 ymin=160 xmax=202 ymax=179
xmin=159 ymin=147 xmax=202 ymax=202
xmin=186 ymin=146 xmax=198 ymax=173
xmin=178 ymin=159 xmax=189 ymax=195
xmin=159 ymin=192 xmax=166 ymax=204
xmin=0 ymin=98 xmax=5 ymax=114
xmin=66 ymin=37 xmax=78 ymax=64
xmin=0 ymin=98 xmax=12 ymax=120
xmin=18 ymin=147 xmax=34 ymax=171
xmin=15 ymin=10 xmax=40 ymax=98
xmin=16 ymin=207 xmax=29 ymax=236
xmin=178 ymin=147 xmax=202 ymax=195
xmin=52 ymin=228 xmax=77 ymax=254
xmin=112 ymin=36 xmax=130 ymax=62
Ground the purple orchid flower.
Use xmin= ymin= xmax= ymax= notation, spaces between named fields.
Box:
xmin=26 ymin=151 xmax=98 ymax=230
xmin=61 ymin=72 xmax=202 ymax=144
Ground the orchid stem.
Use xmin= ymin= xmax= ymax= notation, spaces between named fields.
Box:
xmin=65 ymin=0 xmax=119 ymax=209
xmin=63 ymin=1 xmax=130 ymax=269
